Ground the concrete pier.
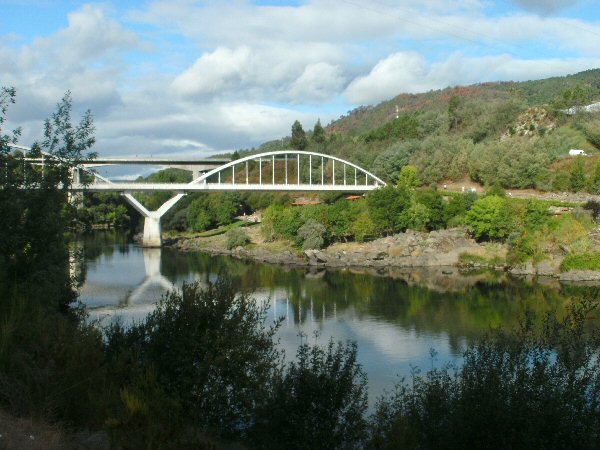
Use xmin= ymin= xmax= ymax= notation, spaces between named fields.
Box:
xmin=122 ymin=193 xmax=185 ymax=247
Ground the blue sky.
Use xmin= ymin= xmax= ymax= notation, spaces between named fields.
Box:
xmin=2 ymin=0 xmax=600 ymax=157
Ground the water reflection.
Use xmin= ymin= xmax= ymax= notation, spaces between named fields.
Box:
xmin=78 ymin=231 xmax=587 ymax=403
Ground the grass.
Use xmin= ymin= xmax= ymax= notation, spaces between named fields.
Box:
xmin=458 ymin=252 xmax=505 ymax=267
xmin=560 ymin=252 xmax=600 ymax=272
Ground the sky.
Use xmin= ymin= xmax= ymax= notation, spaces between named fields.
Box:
xmin=2 ymin=0 xmax=600 ymax=158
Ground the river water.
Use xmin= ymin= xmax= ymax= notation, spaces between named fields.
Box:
xmin=76 ymin=231 xmax=584 ymax=404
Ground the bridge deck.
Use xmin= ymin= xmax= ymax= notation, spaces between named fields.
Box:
xmin=72 ymin=182 xmax=378 ymax=192
xmin=81 ymin=158 xmax=231 ymax=166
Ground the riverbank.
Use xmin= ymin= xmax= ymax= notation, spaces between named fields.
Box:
xmin=167 ymin=225 xmax=600 ymax=283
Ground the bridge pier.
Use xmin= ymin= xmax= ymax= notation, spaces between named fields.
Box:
xmin=142 ymin=215 xmax=163 ymax=247
xmin=122 ymin=193 xmax=185 ymax=247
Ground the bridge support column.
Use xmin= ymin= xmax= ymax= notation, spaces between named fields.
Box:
xmin=68 ymin=168 xmax=84 ymax=207
xmin=122 ymin=192 xmax=185 ymax=247
xmin=142 ymin=214 xmax=163 ymax=247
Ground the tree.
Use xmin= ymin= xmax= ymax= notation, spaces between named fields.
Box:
xmin=291 ymin=120 xmax=308 ymax=150
xmin=401 ymin=202 xmax=431 ymax=232
xmin=466 ymin=195 xmax=514 ymax=241
xmin=367 ymin=185 xmax=411 ymax=235
xmin=37 ymin=91 xmax=96 ymax=188
xmin=210 ymin=192 xmax=240 ymax=226
xmin=0 ymin=87 xmax=20 ymax=153
xmin=448 ymin=95 xmax=462 ymax=130
xmin=397 ymin=165 xmax=420 ymax=189
xmin=351 ymin=212 xmax=375 ymax=242
xmin=312 ymin=119 xmax=325 ymax=144
xmin=570 ymin=156 xmax=586 ymax=192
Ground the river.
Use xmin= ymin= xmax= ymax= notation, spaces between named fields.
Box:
xmin=75 ymin=230 xmax=585 ymax=404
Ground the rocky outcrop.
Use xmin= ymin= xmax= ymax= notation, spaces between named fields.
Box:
xmin=305 ymin=229 xmax=489 ymax=268
xmin=557 ymin=270 xmax=600 ymax=282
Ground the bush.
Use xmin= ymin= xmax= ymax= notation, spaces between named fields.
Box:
xmin=368 ymin=303 xmax=600 ymax=449
xmin=253 ymin=340 xmax=368 ymax=449
xmin=105 ymin=280 xmax=281 ymax=439
xmin=583 ymin=200 xmax=600 ymax=221
xmin=297 ymin=219 xmax=327 ymax=250
xmin=226 ymin=226 xmax=250 ymax=249
xmin=261 ymin=204 xmax=302 ymax=241
xmin=524 ymin=199 xmax=551 ymax=229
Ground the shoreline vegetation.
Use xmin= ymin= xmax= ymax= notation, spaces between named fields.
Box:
xmin=166 ymin=217 xmax=600 ymax=284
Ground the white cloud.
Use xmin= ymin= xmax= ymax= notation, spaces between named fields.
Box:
xmin=345 ymin=52 xmax=435 ymax=104
xmin=170 ymin=43 xmax=344 ymax=103
xmin=287 ymin=62 xmax=346 ymax=103
xmin=171 ymin=46 xmax=252 ymax=97
xmin=345 ymin=51 xmax=600 ymax=105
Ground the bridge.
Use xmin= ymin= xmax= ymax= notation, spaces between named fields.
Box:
xmin=6 ymin=148 xmax=386 ymax=247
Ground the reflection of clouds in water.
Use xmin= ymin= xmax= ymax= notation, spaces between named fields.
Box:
xmin=79 ymin=243 xmax=461 ymax=409
xmin=81 ymin=246 xmax=175 ymax=326
xmin=262 ymin=293 xmax=458 ymax=408
xmin=347 ymin=318 xmax=448 ymax=363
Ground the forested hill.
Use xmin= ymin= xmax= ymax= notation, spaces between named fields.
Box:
xmin=249 ymin=68 xmax=600 ymax=192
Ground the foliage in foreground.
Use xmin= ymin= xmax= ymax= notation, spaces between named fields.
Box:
xmin=105 ymin=279 xmax=369 ymax=448
xmin=369 ymin=301 xmax=600 ymax=449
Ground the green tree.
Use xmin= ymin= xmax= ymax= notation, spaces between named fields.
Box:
xmin=448 ymin=95 xmax=462 ymax=130
xmin=312 ymin=118 xmax=325 ymax=144
xmin=261 ymin=204 xmax=302 ymax=241
xmin=570 ymin=156 xmax=586 ymax=192
xmin=351 ymin=212 xmax=375 ymax=242
xmin=297 ymin=219 xmax=327 ymax=250
xmin=291 ymin=120 xmax=308 ymax=150
xmin=396 ymin=165 xmax=420 ymax=189
xmin=367 ymin=185 xmax=411 ymax=235
xmin=466 ymin=195 xmax=514 ymax=241
xmin=414 ymin=188 xmax=446 ymax=230
xmin=401 ymin=202 xmax=431 ymax=232
xmin=187 ymin=196 xmax=212 ymax=231
xmin=37 ymin=91 xmax=96 ymax=187
xmin=210 ymin=192 xmax=240 ymax=226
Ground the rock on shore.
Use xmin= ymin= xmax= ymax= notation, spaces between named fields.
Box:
xmin=304 ymin=228 xmax=489 ymax=268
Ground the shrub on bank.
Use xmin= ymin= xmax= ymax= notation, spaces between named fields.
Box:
xmin=226 ymin=226 xmax=250 ymax=249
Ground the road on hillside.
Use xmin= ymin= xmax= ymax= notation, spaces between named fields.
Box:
xmin=440 ymin=181 xmax=599 ymax=204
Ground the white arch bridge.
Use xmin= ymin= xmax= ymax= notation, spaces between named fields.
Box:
xmin=12 ymin=149 xmax=386 ymax=247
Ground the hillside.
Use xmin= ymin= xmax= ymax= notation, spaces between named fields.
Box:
xmin=244 ymin=68 xmax=600 ymax=193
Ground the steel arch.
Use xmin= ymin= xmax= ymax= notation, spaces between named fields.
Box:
xmin=189 ymin=150 xmax=387 ymax=187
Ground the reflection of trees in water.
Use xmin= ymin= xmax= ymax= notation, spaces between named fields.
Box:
xmin=158 ymin=248 xmax=578 ymax=350
xmin=79 ymin=233 xmax=590 ymax=350
xmin=81 ymin=230 xmax=132 ymax=262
